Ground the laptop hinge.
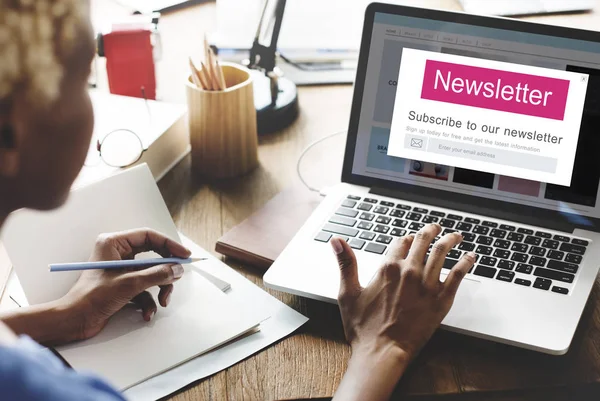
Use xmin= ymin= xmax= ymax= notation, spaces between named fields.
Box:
xmin=370 ymin=186 xmax=575 ymax=233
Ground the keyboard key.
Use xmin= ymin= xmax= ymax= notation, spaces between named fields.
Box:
xmin=341 ymin=199 xmax=357 ymax=208
xmin=349 ymin=238 xmax=365 ymax=250
xmin=376 ymin=234 xmax=393 ymax=244
xmin=458 ymin=242 xmax=476 ymax=251
xmin=406 ymin=213 xmax=422 ymax=221
xmin=447 ymin=214 xmax=463 ymax=221
xmin=529 ymin=256 xmax=547 ymax=267
xmin=489 ymin=229 xmax=507 ymax=239
xmin=511 ymin=243 xmax=528 ymax=253
xmin=572 ymin=238 xmax=589 ymax=246
xmin=347 ymin=195 xmax=361 ymax=200
xmin=476 ymin=245 xmax=493 ymax=255
xmin=559 ymin=242 xmax=586 ymax=255
xmin=493 ymin=249 xmax=510 ymax=259
xmin=547 ymin=250 xmax=564 ymax=260
xmin=447 ymin=249 xmax=462 ymax=259
xmin=396 ymin=204 xmax=411 ymax=210
xmin=329 ymin=215 xmax=357 ymax=227
xmin=332 ymin=235 xmax=349 ymax=242
xmin=553 ymin=235 xmax=570 ymax=242
xmin=499 ymin=224 xmax=516 ymax=231
xmin=533 ymin=278 xmax=552 ymax=290
xmin=535 ymin=231 xmax=552 ymax=239
xmin=357 ymin=203 xmax=373 ymax=211
xmin=413 ymin=207 xmax=428 ymax=214
xmin=496 ymin=270 xmax=515 ymax=282
xmin=480 ymin=256 xmax=497 ymax=267
xmin=511 ymin=252 xmax=528 ymax=262
xmin=542 ymin=239 xmax=559 ymax=250
xmin=439 ymin=219 xmax=456 ymax=228
xmin=476 ymin=236 xmax=493 ymax=245
xmin=364 ymin=198 xmax=378 ymax=203
xmin=515 ymin=278 xmax=532 ymax=287
xmin=375 ymin=216 xmax=391 ymax=224
xmin=524 ymin=236 xmax=542 ymax=246
xmin=359 ymin=231 xmax=376 ymax=241
xmin=473 ymin=226 xmax=489 ymax=235
xmin=359 ymin=213 xmax=375 ymax=221
xmin=482 ymin=221 xmax=498 ymax=228
xmin=430 ymin=211 xmax=445 ymax=217
xmin=336 ymin=207 xmax=358 ymax=218
xmin=498 ymin=260 xmax=515 ymax=270
xmin=565 ymin=253 xmax=582 ymax=264
xmin=507 ymin=232 xmax=524 ymax=242
xmin=464 ymin=217 xmax=481 ymax=224
xmin=474 ymin=265 xmax=497 ymax=278
xmin=365 ymin=242 xmax=386 ymax=254
xmin=392 ymin=219 xmax=408 ymax=228
xmin=323 ymin=223 xmax=359 ymax=237
xmin=547 ymin=260 xmax=579 ymax=274
xmin=529 ymin=247 xmax=546 ymax=257
xmin=422 ymin=215 xmax=439 ymax=224
xmin=380 ymin=201 xmax=394 ymax=207
xmin=374 ymin=206 xmax=389 ymax=215
xmin=534 ymin=267 xmax=574 ymax=283
xmin=462 ymin=233 xmax=476 ymax=242
xmin=442 ymin=229 xmax=457 ymax=236
xmin=516 ymin=263 xmax=533 ymax=274
xmin=357 ymin=221 xmax=373 ymax=230
xmin=409 ymin=222 xmax=425 ymax=231
xmin=374 ymin=225 xmax=390 ymax=234
xmin=390 ymin=209 xmax=405 ymax=218
xmin=390 ymin=228 xmax=406 ymax=237
xmin=517 ymin=228 xmax=534 ymax=235
xmin=314 ymin=231 xmax=332 ymax=242
xmin=442 ymin=258 xmax=459 ymax=269
xmin=552 ymin=286 xmax=569 ymax=295
xmin=494 ymin=239 xmax=510 ymax=249
xmin=456 ymin=222 xmax=473 ymax=231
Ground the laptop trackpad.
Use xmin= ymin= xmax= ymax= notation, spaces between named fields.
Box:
xmin=442 ymin=275 xmax=481 ymax=324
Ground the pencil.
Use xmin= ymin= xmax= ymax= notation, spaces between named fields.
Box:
xmin=49 ymin=257 xmax=207 ymax=272
xmin=200 ymin=62 xmax=214 ymax=91
xmin=188 ymin=57 xmax=203 ymax=88
xmin=215 ymin=59 xmax=227 ymax=90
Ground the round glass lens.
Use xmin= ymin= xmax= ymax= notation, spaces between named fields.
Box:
xmin=100 ymin=130 xmax=144 ymax=167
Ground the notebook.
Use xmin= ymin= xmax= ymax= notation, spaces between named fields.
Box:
xmin=1 ymin=164 xmax=267 ymax=390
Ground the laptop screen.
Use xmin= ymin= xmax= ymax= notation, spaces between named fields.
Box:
xmin=344 ymin=4 xmax=600 ymax=229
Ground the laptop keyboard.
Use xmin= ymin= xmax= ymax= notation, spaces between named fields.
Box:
xmin=314 ymin=194 xmax=590 ymax=296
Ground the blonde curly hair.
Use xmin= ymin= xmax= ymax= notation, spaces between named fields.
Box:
xmin=0 ymin=0 xmax=90 ymax=107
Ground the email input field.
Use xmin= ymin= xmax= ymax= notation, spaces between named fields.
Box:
xmin=404 ymin=135 xmax=558 ymax=173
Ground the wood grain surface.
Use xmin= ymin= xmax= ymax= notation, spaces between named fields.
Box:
xmin=89 ymin=1 xmax=600 ymax=400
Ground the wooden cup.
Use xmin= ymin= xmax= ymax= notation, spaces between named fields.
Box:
xmin=186 ymin=62 xmax=259 ymax=178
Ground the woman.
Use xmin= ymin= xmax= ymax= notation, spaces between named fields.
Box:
xmin=0 ymin=1 xmax=475 ymax=400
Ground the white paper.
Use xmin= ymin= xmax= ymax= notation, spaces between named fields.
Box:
xmin=124 ymin=234 xmax=309 ymax=401
xmin=58 ymin=267 xmax=264 ymax=390
xmin=1 ymin=165 xmax=180 ymax=305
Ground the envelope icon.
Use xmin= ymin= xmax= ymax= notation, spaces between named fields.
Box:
xmin=410 ymin=138 xmax=423 ymax=148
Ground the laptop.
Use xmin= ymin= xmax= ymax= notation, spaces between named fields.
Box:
xmin=264 ymin=3 xmax=600 ymax=355
xmin=459 ymin=0 xmax=594 ymax=17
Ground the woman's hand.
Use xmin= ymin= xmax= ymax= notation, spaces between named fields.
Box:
xmin=332 ymin=223 xmax=476 ymax=401
xmin=62 ymin=228 xmax=192 ymax=340
xmin=0 ymin=228 xmax=191 ymax=346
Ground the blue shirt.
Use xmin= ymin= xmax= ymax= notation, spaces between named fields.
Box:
xmin=0 ymin=336 xmax=125 ymax=401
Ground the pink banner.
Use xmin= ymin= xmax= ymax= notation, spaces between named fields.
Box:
xmin=421 ymin=59 xmax=570 ymax=120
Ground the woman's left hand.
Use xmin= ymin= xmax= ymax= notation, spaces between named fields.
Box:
xmin=61 ymin=228 xmax=191 ymax=341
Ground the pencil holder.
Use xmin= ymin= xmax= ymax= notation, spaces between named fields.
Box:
xmin=186 ymin=62 xmax=259 ymax=179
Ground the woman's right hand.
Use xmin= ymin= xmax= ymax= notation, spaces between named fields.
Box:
xmin=331 ymin=223 xmax=476 ymax=401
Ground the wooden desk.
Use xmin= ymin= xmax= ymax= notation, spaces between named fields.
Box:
xmin=91 ymin=1 xmax=600 ymax=400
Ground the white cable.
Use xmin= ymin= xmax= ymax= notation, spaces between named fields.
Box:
xmin=296 ymin=130 xmax=346 ymax=193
